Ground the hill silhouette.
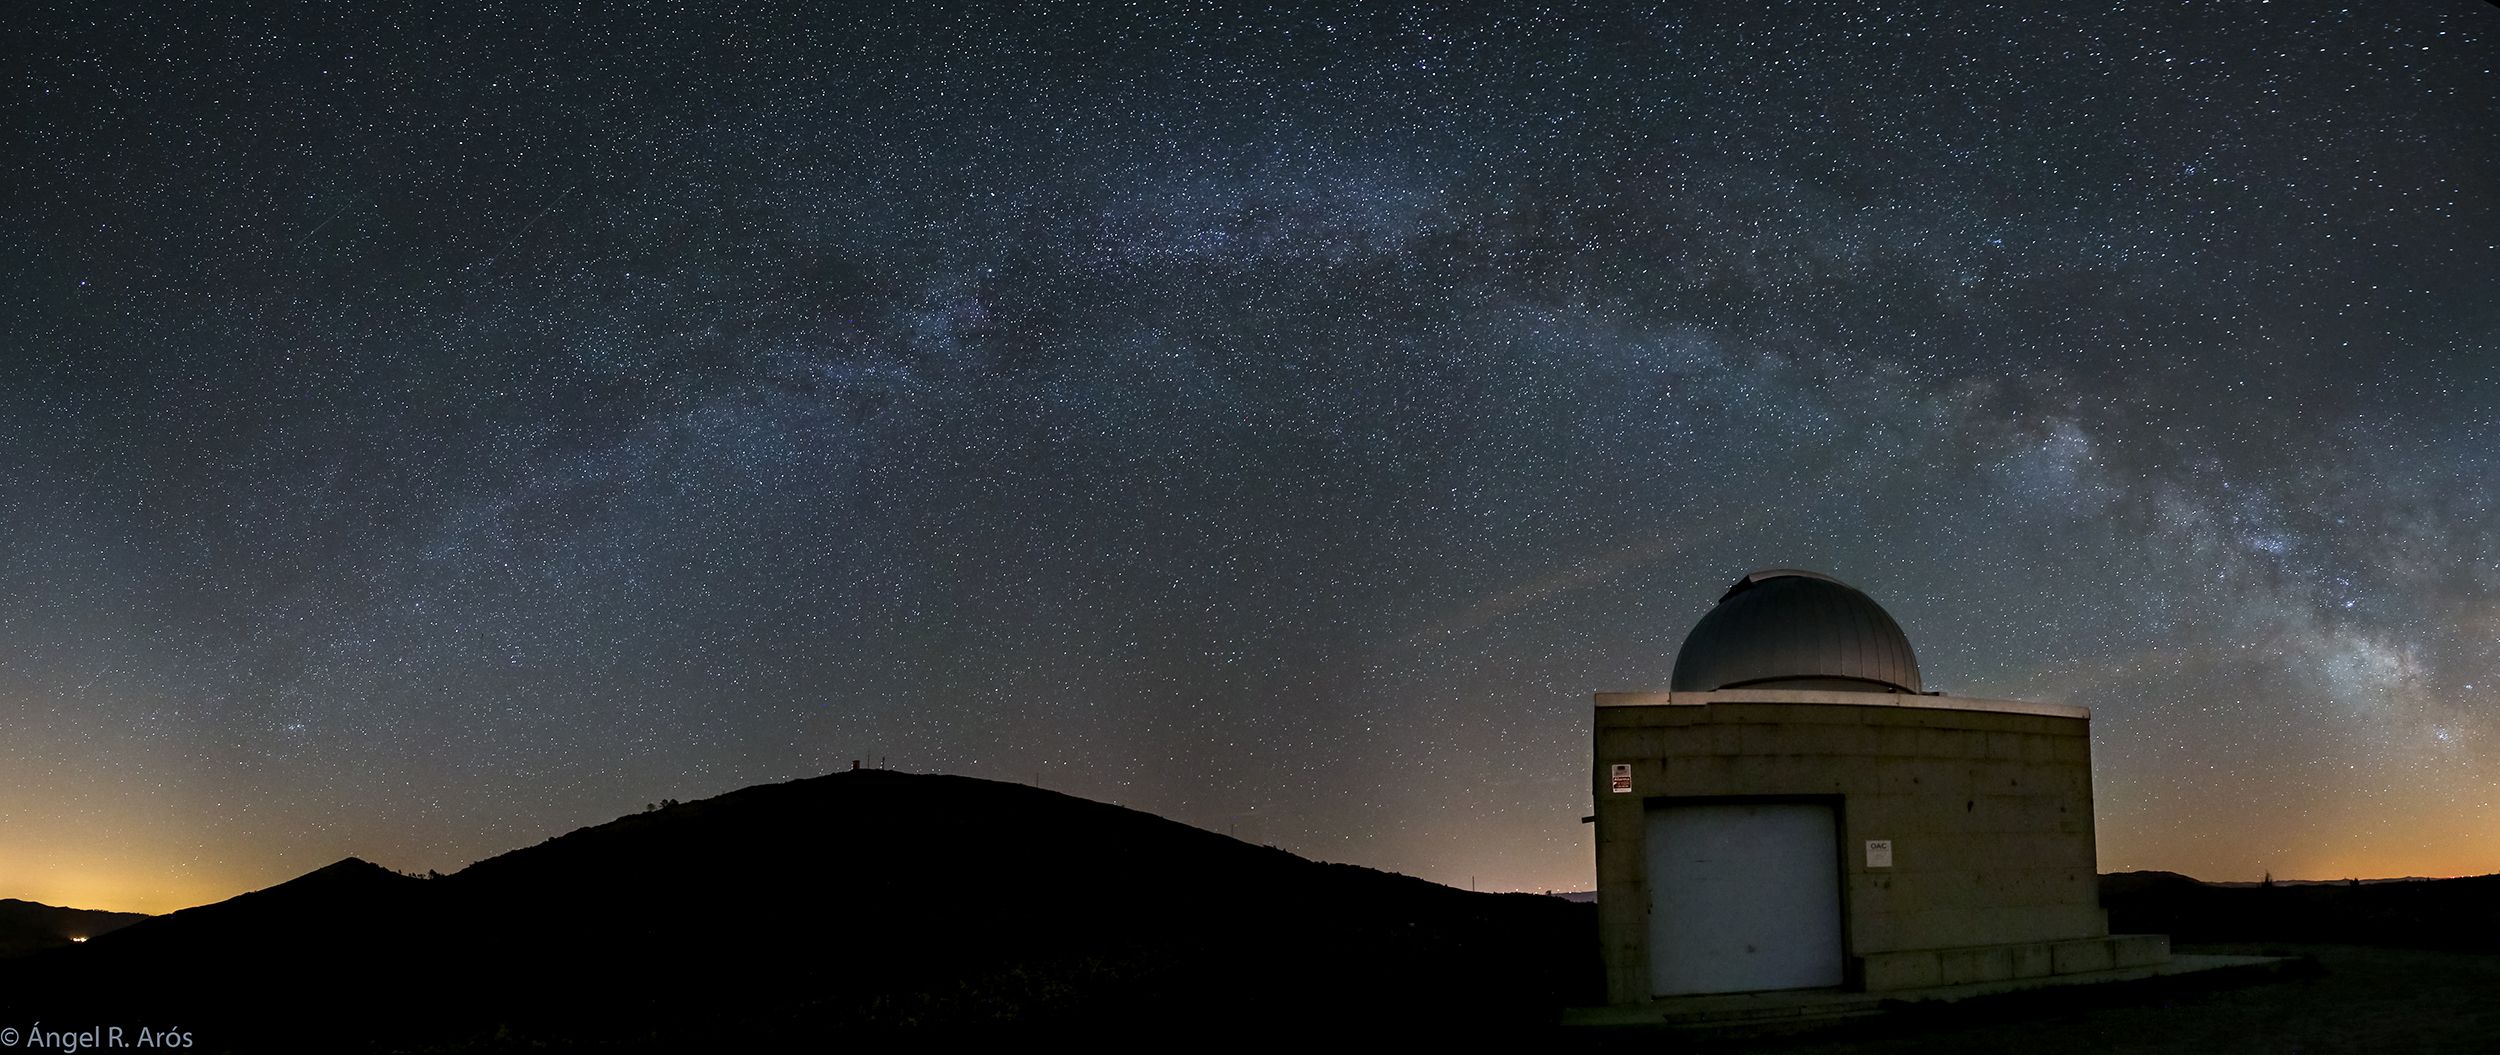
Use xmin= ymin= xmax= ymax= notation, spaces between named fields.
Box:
xmin=0 ymin=770 xmax=1596 ymax=1050
xmin=2101 ymin=869 xmax=2500 ymax=951
xmin=0 ymin=898 xmax=148 ymax=957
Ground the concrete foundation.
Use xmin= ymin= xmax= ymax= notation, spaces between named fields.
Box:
xmin=1858 ymin=933 xmax=2171 ymax=990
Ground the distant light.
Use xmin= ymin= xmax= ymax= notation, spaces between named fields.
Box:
xmin=69 ymin=936 xmax=87 ymax=943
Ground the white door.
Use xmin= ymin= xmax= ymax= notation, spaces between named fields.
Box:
xmin=1647 ymin=801 xmax=1843 ymax=995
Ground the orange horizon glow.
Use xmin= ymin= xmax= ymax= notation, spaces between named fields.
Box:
xmin=13 ymin=754 xmax=2498 ymax=915
xmin=20 ymin=839 xmax=2500 ymax=918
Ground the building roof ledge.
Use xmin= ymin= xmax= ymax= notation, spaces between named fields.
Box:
xmin=1594 ymin=688 xmax=2088 ymax=721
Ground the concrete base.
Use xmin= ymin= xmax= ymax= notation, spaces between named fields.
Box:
xmin=1860 ymin=933 xmax=2170 ymax=990
xmin=1564 ymin=952 xmax=2283 ymax=1034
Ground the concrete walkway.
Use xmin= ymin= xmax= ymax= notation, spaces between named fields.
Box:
xmin=1564 ymin=954 xmax=2293 ymax=1034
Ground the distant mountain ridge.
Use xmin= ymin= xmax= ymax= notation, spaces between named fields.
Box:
xmin=1 ymin=770 xmax=1596 ymax=1051
xmin=0 ymin=899 xmax=148 ymax=958
xmin=2100 ymin=869 xmax=2500 ymax=951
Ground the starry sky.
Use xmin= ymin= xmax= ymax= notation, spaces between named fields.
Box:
xmin=6 ymin=2 xmax=2498 ymax=913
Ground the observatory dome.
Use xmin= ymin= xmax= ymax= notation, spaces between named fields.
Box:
xmin=1669 ymin=569 xmax=1924 ymax=693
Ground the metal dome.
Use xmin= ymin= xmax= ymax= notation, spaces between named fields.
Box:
xmin=1669 ymin=569 xmax=1924 ymax=693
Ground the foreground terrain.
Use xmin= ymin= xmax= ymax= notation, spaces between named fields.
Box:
xmin=9 ymin=774 xmax=2496 ymax=1051
xmin=0 ymin=770 xmax=1595 ymax=1051
xmin=1702 ymin=944 xmax=2499 ymax=1054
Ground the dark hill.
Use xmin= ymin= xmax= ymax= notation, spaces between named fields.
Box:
xmin=2097 ymin=869 xmax=2207 ymax=901
xmin=0 ymin=771 xmax=1596 ymax=1050
xmin=0 ymin=898 xmax=149 ymax=958
xmin=2101 ymin=870 xmax=2500 ymax=951
xmin=69 ymin=858 xmax=431 ymax=972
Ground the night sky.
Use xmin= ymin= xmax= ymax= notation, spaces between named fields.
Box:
xmin=7 ymin=2 xmax=2498 ymax=914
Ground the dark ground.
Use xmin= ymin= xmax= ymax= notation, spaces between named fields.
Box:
xmin=1671 ymin=944 xmax=2500 ymax=1054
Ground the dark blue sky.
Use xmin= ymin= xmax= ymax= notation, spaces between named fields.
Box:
xmin=6 ymin=1 xmax=2497 ymax=910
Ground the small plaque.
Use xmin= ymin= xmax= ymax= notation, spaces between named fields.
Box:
xmin=1865 ymin=839 xmax=1894 ymax=868
xmin=1609 ymin=763 xmax=1633 ymax=793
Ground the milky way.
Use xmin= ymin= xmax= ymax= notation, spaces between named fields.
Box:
xmin=5 ymin=3 xmax=2497 ymax=911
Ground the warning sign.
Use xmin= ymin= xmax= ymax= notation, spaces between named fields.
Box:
xmin=1609 ymin=763 xmax=1633 ymax=794
xmin=1865 ymin=840 xmax=1894 ymax=868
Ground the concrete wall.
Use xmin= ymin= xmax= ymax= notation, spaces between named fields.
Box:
xmin=1593 ymin=690 xmax=2106 ymax=1003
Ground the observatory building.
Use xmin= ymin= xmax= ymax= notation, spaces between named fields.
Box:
xmin=1590 ymin=569 xmax=2167 ymax=1001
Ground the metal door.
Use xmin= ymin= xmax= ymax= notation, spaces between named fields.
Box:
xmin=1647 ymin=801 xmax=1843 ymax=995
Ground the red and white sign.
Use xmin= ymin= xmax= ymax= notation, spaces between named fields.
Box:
xmin=1609 ymin=763 xmax=1633 ymax=794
